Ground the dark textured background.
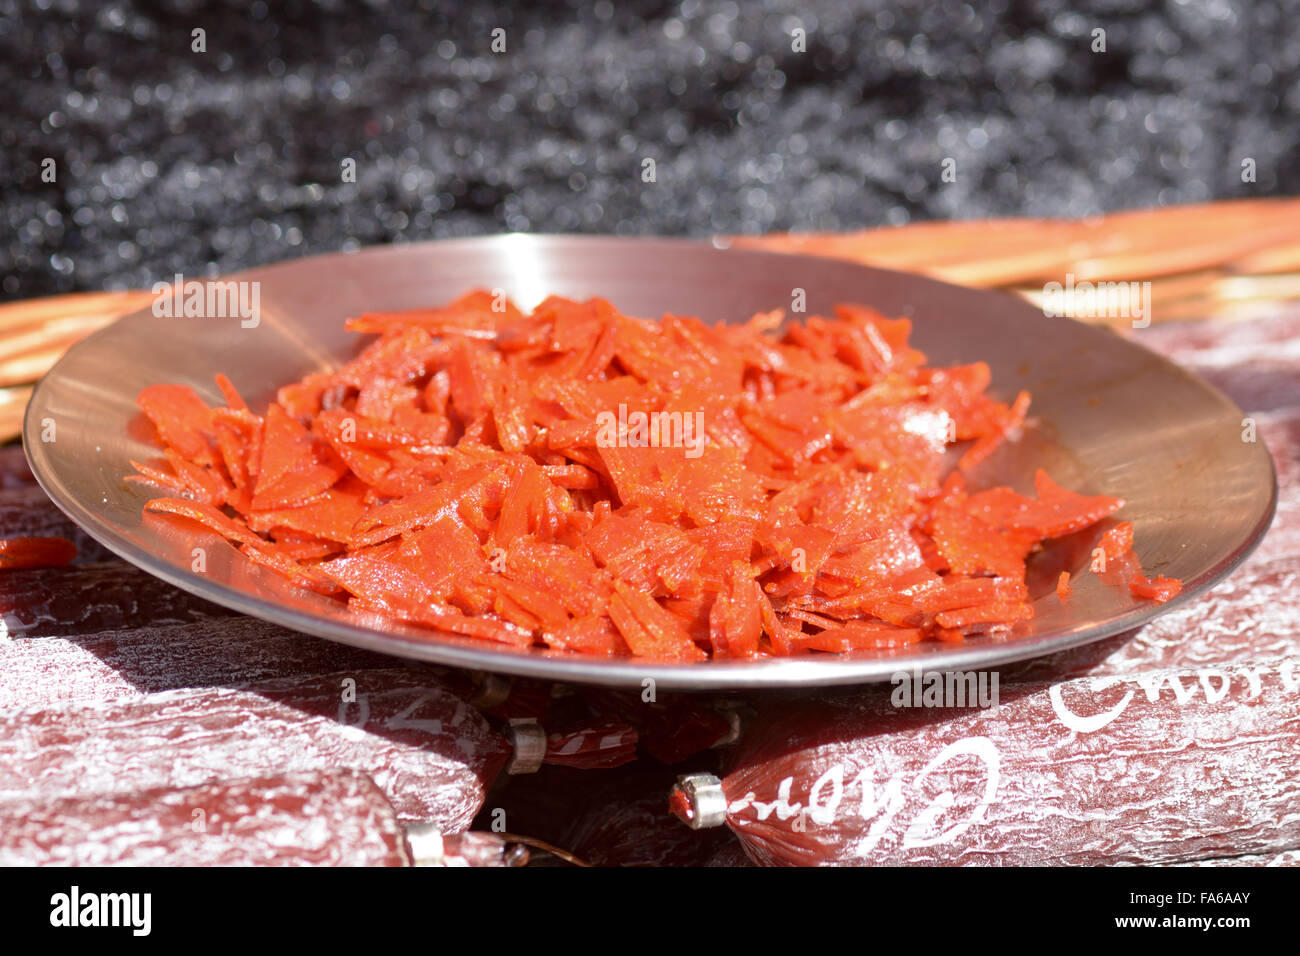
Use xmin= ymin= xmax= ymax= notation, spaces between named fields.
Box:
xmin=1 ymin=0 xmax=1296 ymax=300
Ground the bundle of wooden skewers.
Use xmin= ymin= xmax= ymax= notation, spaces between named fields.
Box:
xmin=3 ymin=197 xmax=1299 ymax=444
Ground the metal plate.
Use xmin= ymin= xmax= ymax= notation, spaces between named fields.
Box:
xmin=23 ymin=235 xmax=1277 ymax=689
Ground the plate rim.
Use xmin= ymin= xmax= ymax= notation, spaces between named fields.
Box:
xmin=22 ymin=233 xmax=1279 ymax=689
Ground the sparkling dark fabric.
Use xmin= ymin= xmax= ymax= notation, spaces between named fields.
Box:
xmin=1 ymin=0 xmax=1296 ymax=299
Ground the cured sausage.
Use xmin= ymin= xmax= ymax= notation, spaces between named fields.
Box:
xmin=672 ymin=658 xmax=1300 ymax=865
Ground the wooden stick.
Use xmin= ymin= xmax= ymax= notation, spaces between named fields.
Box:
xmin=0 ymin=290 xmax=152 ymax=334
xmin=0 ymin=343 xmax=89 ymax=389
xmin=0 ymin=386 xmax=33 ymax=444
xmin=736 ymin=198 xmax=1300 ymax=287
xmin=0 ymin=313 xmax=120 ymax=365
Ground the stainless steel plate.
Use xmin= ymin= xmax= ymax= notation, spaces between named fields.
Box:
xmin=23 ymin=235 xmax=1277 ymax=689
